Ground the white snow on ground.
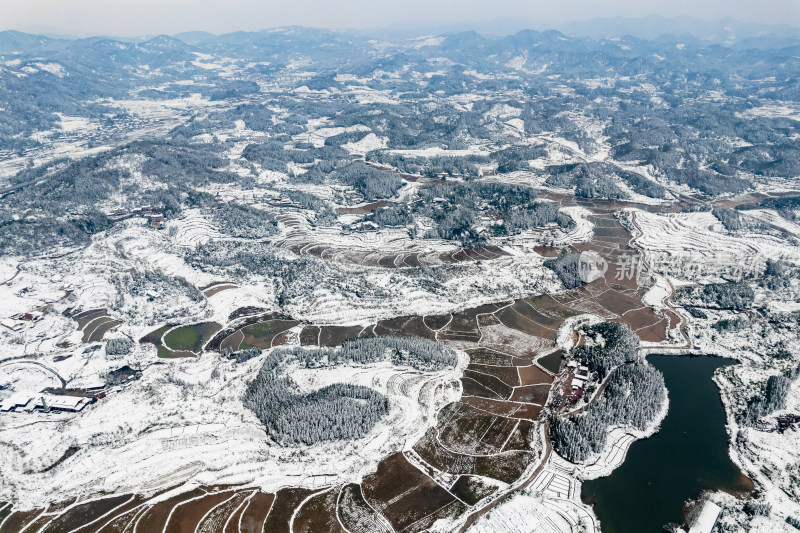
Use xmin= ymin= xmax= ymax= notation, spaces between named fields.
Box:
xmin=743 ymin=104 xmax=800 ymax=122
xmin=34 ymin=62 xmax=67 ymax=77
xmin=467 ymin=489 xmax=596 ymax=533
xmin=555 ymin=206 xmax=594 ymax=245
xmin=388 ymin=147 xmax=492 ymax=158
xmin=342 ymin=132 xmax=387 ymax=155
xmin=294 ymin=124 xmax=370 ymax=148
xmin=0 ymin=348 xmax=464 ymax=510
xmin=746 ymin=209 xmax=800 ymax=237
xmin=633 ymin=209 xmax=800 ymax=280
xmin=642 ymin=276 xmax=672 ymax=309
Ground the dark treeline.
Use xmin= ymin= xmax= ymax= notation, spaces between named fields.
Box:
xmin=366 ymin=151 xmax=487 ymax=179
xmin=105 ymin=338 xmax=133 ymax=356
xmin=571 ymin=322 xmax=641 ymax=380
xmin=742 ymin=374 xmax=794 ymax=426
xmin=285 ymin=336 xmax=459 ymax=371
xmin=544 ymin=253 xmax=583 ymax=289
xmin=212 ymin=202 xmax=278 ymax=239
xmin=243 ymin=336 xmax=456 ymax=445
xmin=551 ymin=362 xmax=666 ymax=463
xmin=544 ymin=161 xmax=671 ymax=200
xmin=411 ymin=181 xmax=572 ymax=246
xmin=677 ymin=282 xmax=755 ymax=310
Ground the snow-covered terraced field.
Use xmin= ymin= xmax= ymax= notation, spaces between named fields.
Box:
xmin=633 ymin=210 xmax=800 ymax=278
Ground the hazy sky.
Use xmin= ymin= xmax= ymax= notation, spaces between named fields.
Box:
xmin=2 ymin=0 xmax=799 ymax=37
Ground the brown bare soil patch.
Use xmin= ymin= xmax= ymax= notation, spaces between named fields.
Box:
xmin=374 ymin=315 xmax=435 ymax=340
xmin=0 ymin=510 xmax=44 ymax=533
xmin=518 ymin=365 xmax=555 ymax=386
xmin=317 ymin=325 xmax=364 ymax=347
xmin=86 ymin=319 xmax=122 ymax=342
xmin=510 ymin=384 xmax=552 ymax=404
xmin=662 ymin=308 xmax=681 ymax=328
xmin=219 ymin=330 xmax=244 ymax=352
xmin=263 ymin=487 xmax=318 ymax=533
xmin=533 ymin=246 xmax=560 ymax=257
xmin=467 ymin=364 xmax=520 ymax=387
xmin=400 ymin=253 xmax=422 ymax=268
xmin=636 ymin=317 xmax=669 ymax=342
xmin=596 ymin=289 xmax=642 ymax=316
xmin=462 ymin=377 xmax=503 ymax=400
xmin=336 ymin=200 xmax=389 ymax=215
xmin=272 ymin=330 xmax=294 ymax=346
xmin=19 ymin=515 xmax=53 ymax=532
xmin=40 ymin=495 xmax=132 ymax=533
xmin=474 ymin=451 xmax=535 ymax=484
xmin=361 ymin=452 xmax=457 ymax=533
xmin=203 ymin=284 xmax=237 ymax=298
xmin=73 ymin=309 xmax=107 ymax=329
xmin=71 ymin=495 xmax=148 ymax=533
xmin=495 ymin=306 xmax=556 ymax=339
xmin=616 ymin=307 xmax=661 ymax=330
xmin=239 ymin=492 xmax=274 ymax=533
xmin=293 ymin=489 xmax=345 ymax=533
xmin=463 ymin=370 xmax=513 ymax=399
xmin=512 ymin=300 xmax=562 ymax=329
xmin=337 ymin=484 xmax=393 ymax=533
xmin=378 ymin=255 xmax=399 ymax=268
xmin=477 ymin=417 xmax=519 ymax=452
xmin=196 ymin=491 xmax=249 ymax=533
xmin=423 ymin=314 xmax=451 ymax=330
xmin=299 ymin=326 xmax=320 ymax=346
xmin=166 ymin=490 xmax=235 ymax=533
xmin=133 ymin=488 xmax=206 ymax=533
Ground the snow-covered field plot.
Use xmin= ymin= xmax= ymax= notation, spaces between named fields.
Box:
xmin=0 ymin=347 xmax=462 ymax=512
xmin=168 ymin=209 xmax=223 ymax=247
xmin=632 ymin=210 xmax=800 ymax=281
xmin=469 ymin=488 xmax=596 ymax=533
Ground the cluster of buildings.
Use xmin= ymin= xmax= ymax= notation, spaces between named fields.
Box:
xmin=0 ymin=392 xmax=92 ymax=414
xmin=1 ymin=311 xmax=44 ymax=332
xmin=106 ymin=205 xmax=164 ymax=229
xmin=567 ymin=360 xmax=591 ymax=395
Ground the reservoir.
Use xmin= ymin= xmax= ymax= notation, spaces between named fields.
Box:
xmin=581 ymin=355 xmax=753 ymax=533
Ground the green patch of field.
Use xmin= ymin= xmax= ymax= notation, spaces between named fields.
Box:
xmin=140 ymin=324 xmax=176 ymax=357
xmin=163 ymin=322 xmax=222 ymax=353
xmin=0 ymin=502 xmax=12 ymax=523
xmin=156 ymin=345 xmax=173 ymax=358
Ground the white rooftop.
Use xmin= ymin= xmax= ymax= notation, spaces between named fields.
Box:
xmin=688 ymin=501 xmax=722 ymax=533
xmin=571 ymin=377 xmax=586 ymax=390
xmin=0 ymin=393 xmax=90 ymax=413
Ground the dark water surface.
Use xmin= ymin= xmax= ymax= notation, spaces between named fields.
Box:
xmin=538 ymin=349 xmax=563 ymax=374
xmin=581 ymin=355 xmax=753 ymax=533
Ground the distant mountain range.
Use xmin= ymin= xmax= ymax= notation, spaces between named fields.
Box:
xmin=1 ymin=16 xmax=799 ymax=55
